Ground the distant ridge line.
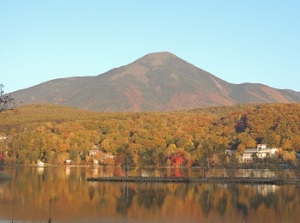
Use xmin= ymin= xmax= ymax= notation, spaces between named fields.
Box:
xmin=11 ymin=52 xmax=300 ymax=112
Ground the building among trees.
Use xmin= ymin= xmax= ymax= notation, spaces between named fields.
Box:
xmin=241 ymin=144 xmax=279 ymax=163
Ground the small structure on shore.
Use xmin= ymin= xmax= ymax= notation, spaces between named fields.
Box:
xmin=241 ymin=144 xmax=278 ymax=163
xmin=37 ymin=160 xmax=45 ymax=166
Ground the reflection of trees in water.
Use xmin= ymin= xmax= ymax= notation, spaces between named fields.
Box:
xmin=173 ymin=183 xmax=190 ymax=199
xmin=235 ymin=202 xmax=248 ymax=220
xmin=88 ymin=184 xmax=95 ymax=201
xmin=229 ymin=184 xmax=283 ymax=222
xmin=199 ymin=189 xmax=212 ymax=217
xmin=3 ymin=167 xmax=300 ymax=222
xmin=282 ymin=186 xmax=296 ymax=203
xmin=228 ymin=184 xmax=248 ymax=220
xmin=114 ymin=182 xmax=168 ymax=214
xmin=198 ymin=184 xmax=230 ymax=218
xmin=264 ymin=193 xmax=279 ymax=209
xmin=216 ymin=193 xmax=227 ymax=217
xmin=249 ymin=188 xmax=279 ymax=211
xmin=115 ymin=183 xmax=135 ymax=216
xmin=96 ymin=183 xmax=109 ymax=206
xmin=198 ymin=184 xmax=219 ymax=218
xmin=137 ymin=184 xmax=167 ymax=210
xmin=249 ymin=193 xmax=265 ymax=210
xmin=228 ymin=184 xmax=239 ymax=206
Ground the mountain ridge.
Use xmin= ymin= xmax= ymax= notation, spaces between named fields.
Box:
xmin=11 ymin=52 xmax=300 ymax=111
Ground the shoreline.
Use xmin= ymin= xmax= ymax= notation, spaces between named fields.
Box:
xmin=87 ymin=176 xmax=300 ymax=185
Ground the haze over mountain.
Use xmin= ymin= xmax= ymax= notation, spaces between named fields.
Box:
xmin=11 ymin=52 xmax=300 ymax=112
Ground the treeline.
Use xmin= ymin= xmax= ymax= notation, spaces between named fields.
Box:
xmin=1 ymin=103 xmax=300 ymax=167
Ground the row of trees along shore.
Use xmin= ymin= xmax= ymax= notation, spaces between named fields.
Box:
xmin=1 ymin=95 xmax=300 ymax=171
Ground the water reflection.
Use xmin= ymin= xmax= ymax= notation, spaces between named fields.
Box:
xmin=0 ymin=167 xmax=299 ymax=223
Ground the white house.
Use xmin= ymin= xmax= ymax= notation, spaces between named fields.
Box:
xmin=37 ymin=160 xmax=45 ymax=166
xmin=241 ymin=144 xmax=278 ymax=163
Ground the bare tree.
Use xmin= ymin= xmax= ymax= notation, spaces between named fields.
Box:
xmin=0 ymin=84 xmax=16 ymax=112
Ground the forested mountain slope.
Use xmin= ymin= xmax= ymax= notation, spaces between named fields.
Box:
xmin=1 ymin=103 xmax=300 ymax=166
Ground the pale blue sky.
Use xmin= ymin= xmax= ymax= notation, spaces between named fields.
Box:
xmin=1 ymin=1 xmax=299 ymax=93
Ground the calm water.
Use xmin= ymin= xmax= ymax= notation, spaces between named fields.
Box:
xmin=0 ymin=166 xmax=299 ymax=223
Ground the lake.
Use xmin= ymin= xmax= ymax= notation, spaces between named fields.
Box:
xmin=0 ymin=166 xmax=299 ymax=223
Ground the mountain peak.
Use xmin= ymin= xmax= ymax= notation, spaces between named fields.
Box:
xmin=144 ymin=51 xmax=177 ymax=58
xmin=134 ymin=51 xmax=181 ymax=66
xmin=11 ymin=52 xmax=300 ymax=112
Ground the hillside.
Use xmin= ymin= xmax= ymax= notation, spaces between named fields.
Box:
xmin=1 ymin=103 xmax=300 ymax=166
xmin=11 ymin=52 xmax=300 ymax=111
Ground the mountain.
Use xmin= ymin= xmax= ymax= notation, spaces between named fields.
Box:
xmin=11 ymin=52 xmax=300 ymax=111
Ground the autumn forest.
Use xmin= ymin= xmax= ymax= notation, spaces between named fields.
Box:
xmin=1 ymin=103 xmax=300 ymax=168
